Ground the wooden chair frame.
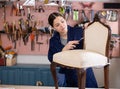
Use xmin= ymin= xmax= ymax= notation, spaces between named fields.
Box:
xmin=50 ymin=15 xmax=111 ymax=89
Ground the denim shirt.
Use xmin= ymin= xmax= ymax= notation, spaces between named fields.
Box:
xmin=48 ymin=25 xmax=83 ymax=62
xmin=47 ymin=25 xmax=98 ymax=87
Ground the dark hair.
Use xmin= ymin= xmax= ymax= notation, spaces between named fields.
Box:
xmin=48 ymin=12 xmax=63 ymax=27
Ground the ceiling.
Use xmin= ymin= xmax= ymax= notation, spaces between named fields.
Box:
xmin=0 ymin=0 xmax=120 ymax=7
xmin=68 ymin=0 xmax=120 ymax=2
xmin=0 ymin=0 xmax=120 ymax=2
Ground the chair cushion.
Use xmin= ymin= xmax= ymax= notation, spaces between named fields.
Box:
xmin=53 ymin=49 xmax=108 ymax=68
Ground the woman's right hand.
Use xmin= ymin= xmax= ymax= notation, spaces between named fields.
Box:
xmin=62 ymin=40 xmax=79 ymax=51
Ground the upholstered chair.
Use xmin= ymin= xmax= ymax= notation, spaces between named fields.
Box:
xmin=50 ymin=15 xmax=111 ymax=89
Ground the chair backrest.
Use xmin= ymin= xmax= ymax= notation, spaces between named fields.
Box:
xmin=84 ymin=21 xmax=111 ymax=57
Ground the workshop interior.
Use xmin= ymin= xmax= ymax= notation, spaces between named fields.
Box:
xmin=0 ymin=0 xmax=120 ymax=89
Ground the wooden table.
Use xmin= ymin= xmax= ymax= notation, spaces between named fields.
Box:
xmin=0 ymin=85 xmax=117 ymax=89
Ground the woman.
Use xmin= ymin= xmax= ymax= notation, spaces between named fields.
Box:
xmin=48 ymin=12 xmax=98 ymax=88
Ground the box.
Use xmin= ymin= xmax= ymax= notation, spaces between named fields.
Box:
xmin=0 ymin=58 xmax=6 ymax=66
xmin=6 ymin=56 xmax=17 ymax=66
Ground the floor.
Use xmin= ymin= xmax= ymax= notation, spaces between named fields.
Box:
xmin=0 ymin=85 xmax=118 ymax=89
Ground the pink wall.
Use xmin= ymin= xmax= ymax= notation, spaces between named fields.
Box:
xmin=0 ymin=1 xmax=58 ymax=55
xmin=0 ymin=1 xmax=119 ymax=57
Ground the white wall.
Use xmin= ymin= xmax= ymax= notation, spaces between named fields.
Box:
xmin=109 ymin=58 xmax=120 ymax=88
xmin=17 ymin=55 xmax=50 ymax=64
xmin=93 ymin=58 xmax=120 ymax=88
xmin=16 ymin=55 xmax=120 ymax=88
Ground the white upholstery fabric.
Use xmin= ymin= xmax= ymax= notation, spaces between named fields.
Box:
xmin=85 ymin=22 xmax=108 ymax=56
xmin=53 ymin=22 xmax=109 ymax=69
xmin=53 ymin=50 xmax=108 ymax=68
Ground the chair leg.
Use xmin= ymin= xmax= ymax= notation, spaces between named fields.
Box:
xmin=104 ymin=65 xmax=109 ymax=89
xmin=77 ymin=68 xmax=86 ymax=89
xmin=50 ymin=63 xmax=58 ymax=89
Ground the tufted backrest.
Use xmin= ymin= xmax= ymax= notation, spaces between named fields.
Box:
xmin=84 ymin=22 xmax=110 ymax=56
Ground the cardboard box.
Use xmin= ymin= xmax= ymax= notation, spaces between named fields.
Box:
xmin=6 ymin=56 xmax=17 ymax=66
xmin=0 ymin=58 xmax=6 ymax=66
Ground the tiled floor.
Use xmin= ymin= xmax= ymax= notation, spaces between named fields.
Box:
xmin=0 ymin=85 xmax=118 ymax=89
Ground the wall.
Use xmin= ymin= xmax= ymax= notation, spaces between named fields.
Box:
xmin=17 ymin=54 xmax=50 ymax=64
xmin=94 ymin=58 xmax=120 ymax=88
xmin=0 ymin=1 xmax=59 ymax=55
xmin=0 ymin=1 xmax=119 ymax=56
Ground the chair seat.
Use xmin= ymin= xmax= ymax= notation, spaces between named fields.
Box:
xmin=53 ymin=49 xmax=108 ymax=68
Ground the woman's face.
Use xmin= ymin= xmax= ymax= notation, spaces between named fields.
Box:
xmin=53 ymin=16 xmax=67 ymax=35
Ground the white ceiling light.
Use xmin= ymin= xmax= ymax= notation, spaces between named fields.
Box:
xmin=23 ymin=0 xmax=35 ymax=6
xmin=44 ymin=0 xmax=58 ymax=6
xmin=45 ymin=2 xmax=58 ymax=6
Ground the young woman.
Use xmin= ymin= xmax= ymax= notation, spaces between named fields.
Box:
xmin=47 ymin=12 xmax=98 ymax=88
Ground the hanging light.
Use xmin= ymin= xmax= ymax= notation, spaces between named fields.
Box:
xmin=44 ymin=0 xmax=58 ymax=6
xmin=23 ymin=0 xmax=35 ymax=7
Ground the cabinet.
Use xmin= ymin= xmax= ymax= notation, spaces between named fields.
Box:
xmin=0 ymin=64 xmax=54 ymax=86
